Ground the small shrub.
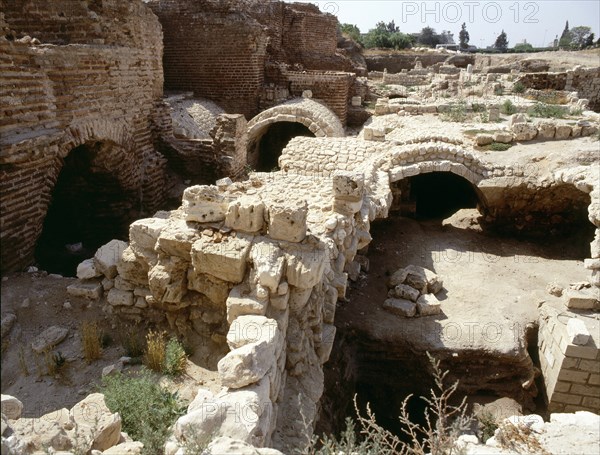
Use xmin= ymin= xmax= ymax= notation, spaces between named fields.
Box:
xmin=477 ymin=410 xmax=499 ymax=441
xmin=494 ymin=86 xmax=504 ymax=96
xmin=144 ymin=330 xmax=166 ymax=372
xmin=102 ymin=369 xmax=185 ymax=455
xmin=471 ymin=103 xmax=486 ymax=113
xmin=81 ymin=321 xmax=102 ymax=362
xmin=528 ymin=102 xmax=567 ymax=119
xmin=501 ymin=99 xmax=517 ymax=115
xmin=441 ymin=100 xmax=468 ymax=122
xmin=488 ymin=142 xmax=513 ymax=151
xmin=513 ymin=81 xmax=526 ymax=94
xmin=164 ymin=337 xmax=187 ymax=376
xmin=44 ymin=349 xmax=65 ymax=375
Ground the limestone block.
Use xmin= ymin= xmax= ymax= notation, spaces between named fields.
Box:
xmin=564 ymin=289 xmax=599 ymax=310
xmin=317 ymin=324 xmax=336 ymax=363
xmin=351 ymin=96 xmax=362 ymax=107
xmin=476 ymin=134 xmax=493 ymax=146
xmin=182 ymin=185 xmax=228 ymax=223
xmin=187 ymin=389 xmax=216 ymax=413
xmin=103 ymin=442 xmax=144 ymax=454
xmin=537 ymin=121 xmax=556 ymax=139
xmin=488 ymin=107 xmax=500 ymax=122
xmin=31 ymin=326 xmax=69 ymax=353
xmin=107 ymin=288 xmax=134 ymax=307
xmin=267 ymin=200 xmax=307 ymax=243
xmin=1 ymin=395 xmax=23 ymax=420
xmin=191 ymin=235 xmax=252 ymax=283
xmin=175 ymin=380 xmax=271 ymax=448
xmin=251 ymin=239 xmax=285 ymax=293
xmin=493 ymin=132 xmax=513 ymax=144
xmin=512 ymin=123 xmax=538 ymax=141
xmin=67 ymin=280 xmax=103 ymax=300
xmin=383 ymin=298 xmax=417 ymax=317
xmin=70 ymin=393 xmax=121 ymax=451
xmin=188 ymin=271 xmax=231 ymax=306
xmin=286 ymin=249 xmax=325 ymax=290
xmin=567 ymin=318 xmax=591 ymax=346
xmin=226 ymin=284 xmax=268 ymax=324
xmin=94 ymin=240 xmax=128 ymax=279
xmin=156 ymin=218 xmax=200 ymax=260
xmin=508 ymin=113 xmax=527 ymax=127
xmin=148 ymin=257 xmax=188 ymax=303
xmin=555 ymin=125 xmax=572 ymax=140
xmin=76 ymin=259 xmax=101 ymax=280
xmin=116 ymin=247 xmax=149 ymax=286
xmin=332 ymin=171 xmax=365 ymax=201
xmin=227 ymin=315 xmax=280 ymax=350
xmin=114 ymin=276 xmax=135 ymax=291
xmin=225 ymin=196 xmax=265 ymax=233
xmin=218 ymin=334 xmax=281 ymax=388
xmin=129 ymin=217 xmax=167 ymax=254
xmin=417 ymin=294 xmax=442 ymax=316
xmin=389 ymin=284 xmax=420 ymax=302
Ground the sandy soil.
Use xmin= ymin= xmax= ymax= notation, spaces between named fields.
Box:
xmin=337 ymin=212 xmax=592 ymax=352
xmin=0 ymin=272 xmax=220 ymax=418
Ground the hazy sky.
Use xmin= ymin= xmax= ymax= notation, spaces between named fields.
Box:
xmin=285 ymin=0 xmax=600 ymax=48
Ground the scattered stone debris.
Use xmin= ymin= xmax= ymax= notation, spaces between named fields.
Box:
xmin=384 ymin=265 xmax=444 ymax=317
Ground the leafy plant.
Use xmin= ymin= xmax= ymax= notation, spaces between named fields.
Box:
xmin=513 ymin=82 xmax=526 ymax=94
xmin=528 ymin=102 xmax=568 ymax=119
xmin=476 ymin=410 xmax=498 ymax=442
xmin=164 ymin=337 xmax=187 ymax=377
xmin=501 ymin=99 xmax=517 ymax=115
xmin=102 ymin=369 xmax=186 ymax=455
xmin=81 ymin=321 xmax=102 ymax=362
xmin=493 ymin=86 xmax=504 ymax=96
xmin=488 ymin=142 xmax=513 ymax=151
xmin=441 ymin=100 xmax=468 ymax=123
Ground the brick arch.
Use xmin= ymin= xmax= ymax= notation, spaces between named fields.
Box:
xmin=58 ymin=120 xmax=140 ymax=191
xmin=247 ymin=98 xmax=345 ymax=144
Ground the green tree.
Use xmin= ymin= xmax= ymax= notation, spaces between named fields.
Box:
xmin=570 ymin=26 xmax=592 ymax=48
xmin=586 ymin=33 xmax=595 ymax=47
xmin=339 ymin=23 xmax=361 ymax=43
xmin=514 ymin=42 xmax=534 ymax=52
xmin=363 ymin=20 xmax=413 ymax=50
xmin=418 ymin=26 xmax=441 ymax=47
xmin=494 ymin=30 xmax=508 ymax=52
xmin=559 ymin=20 xmax=572 ymax=48
xmin=440 ymin=30 xmax=455 ymax=44
xmin=459 ymin=22 xmax=470 ymax=49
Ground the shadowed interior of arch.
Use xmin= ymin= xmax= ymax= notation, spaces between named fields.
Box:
xmin=254 ymin=121 xmax=315 ymax=172
xmin=394 ymin=171 xmax=481 ymax=219
xmin=35 ymin=142 xmax=133 ymax=276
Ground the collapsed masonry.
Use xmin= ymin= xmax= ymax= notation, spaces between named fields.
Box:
xmin=68 ymin=124 xmax=600 ymax=450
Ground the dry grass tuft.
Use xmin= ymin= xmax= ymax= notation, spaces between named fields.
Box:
xmin=81 ymin=321 xmax=102 ymax=362
xmin=144 ymin=330 xmax=167 ymax=372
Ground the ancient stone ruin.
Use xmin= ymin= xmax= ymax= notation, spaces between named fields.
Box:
xmin=1 ymin=1 xmax=599 ymax=454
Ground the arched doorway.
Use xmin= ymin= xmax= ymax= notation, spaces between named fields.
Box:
xmin=392 ymin=171 xmax=483 ymax=219
xmin=35 ymin=142 xmax=134 ymax=276
xmin=250 ymin=122 xmax=315 ymax=172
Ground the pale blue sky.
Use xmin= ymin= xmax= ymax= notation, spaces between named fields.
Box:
xmin=285 ymin=0 xmax=600 ymax=48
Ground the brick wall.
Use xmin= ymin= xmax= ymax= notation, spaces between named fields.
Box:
xmin=0 ymin=1 xmax=167 ymax=273
xmin=539 ymin=305 xmax=600 ymax=413
xmin=148 ymin=0 xmax=269 ymax=118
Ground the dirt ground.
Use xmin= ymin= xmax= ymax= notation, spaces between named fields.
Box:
xmin=0 ymin=273 xmax=220 ymax=418
xmin=337 ymin=210 xmax=593 ymax=352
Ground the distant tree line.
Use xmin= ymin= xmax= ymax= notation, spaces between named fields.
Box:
xmin=339 ymin=20 xmax=599 ymax=53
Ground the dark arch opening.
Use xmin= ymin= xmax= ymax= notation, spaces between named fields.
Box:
xmin=393 ymin=171 xmax=481 ymax=219
xmin=35 ymin=142 xmax=134 ymax=276
xmin=252 ymin=122 xmax=315 ymax=172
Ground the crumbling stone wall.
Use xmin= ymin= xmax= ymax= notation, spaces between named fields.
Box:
xmin=365 ymin=52 xmax=449 ymax=73
xmin=0 ymin=1 xmax=167 ymax=273
xmin=517 ymin=68 xmax=600 ymax=112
